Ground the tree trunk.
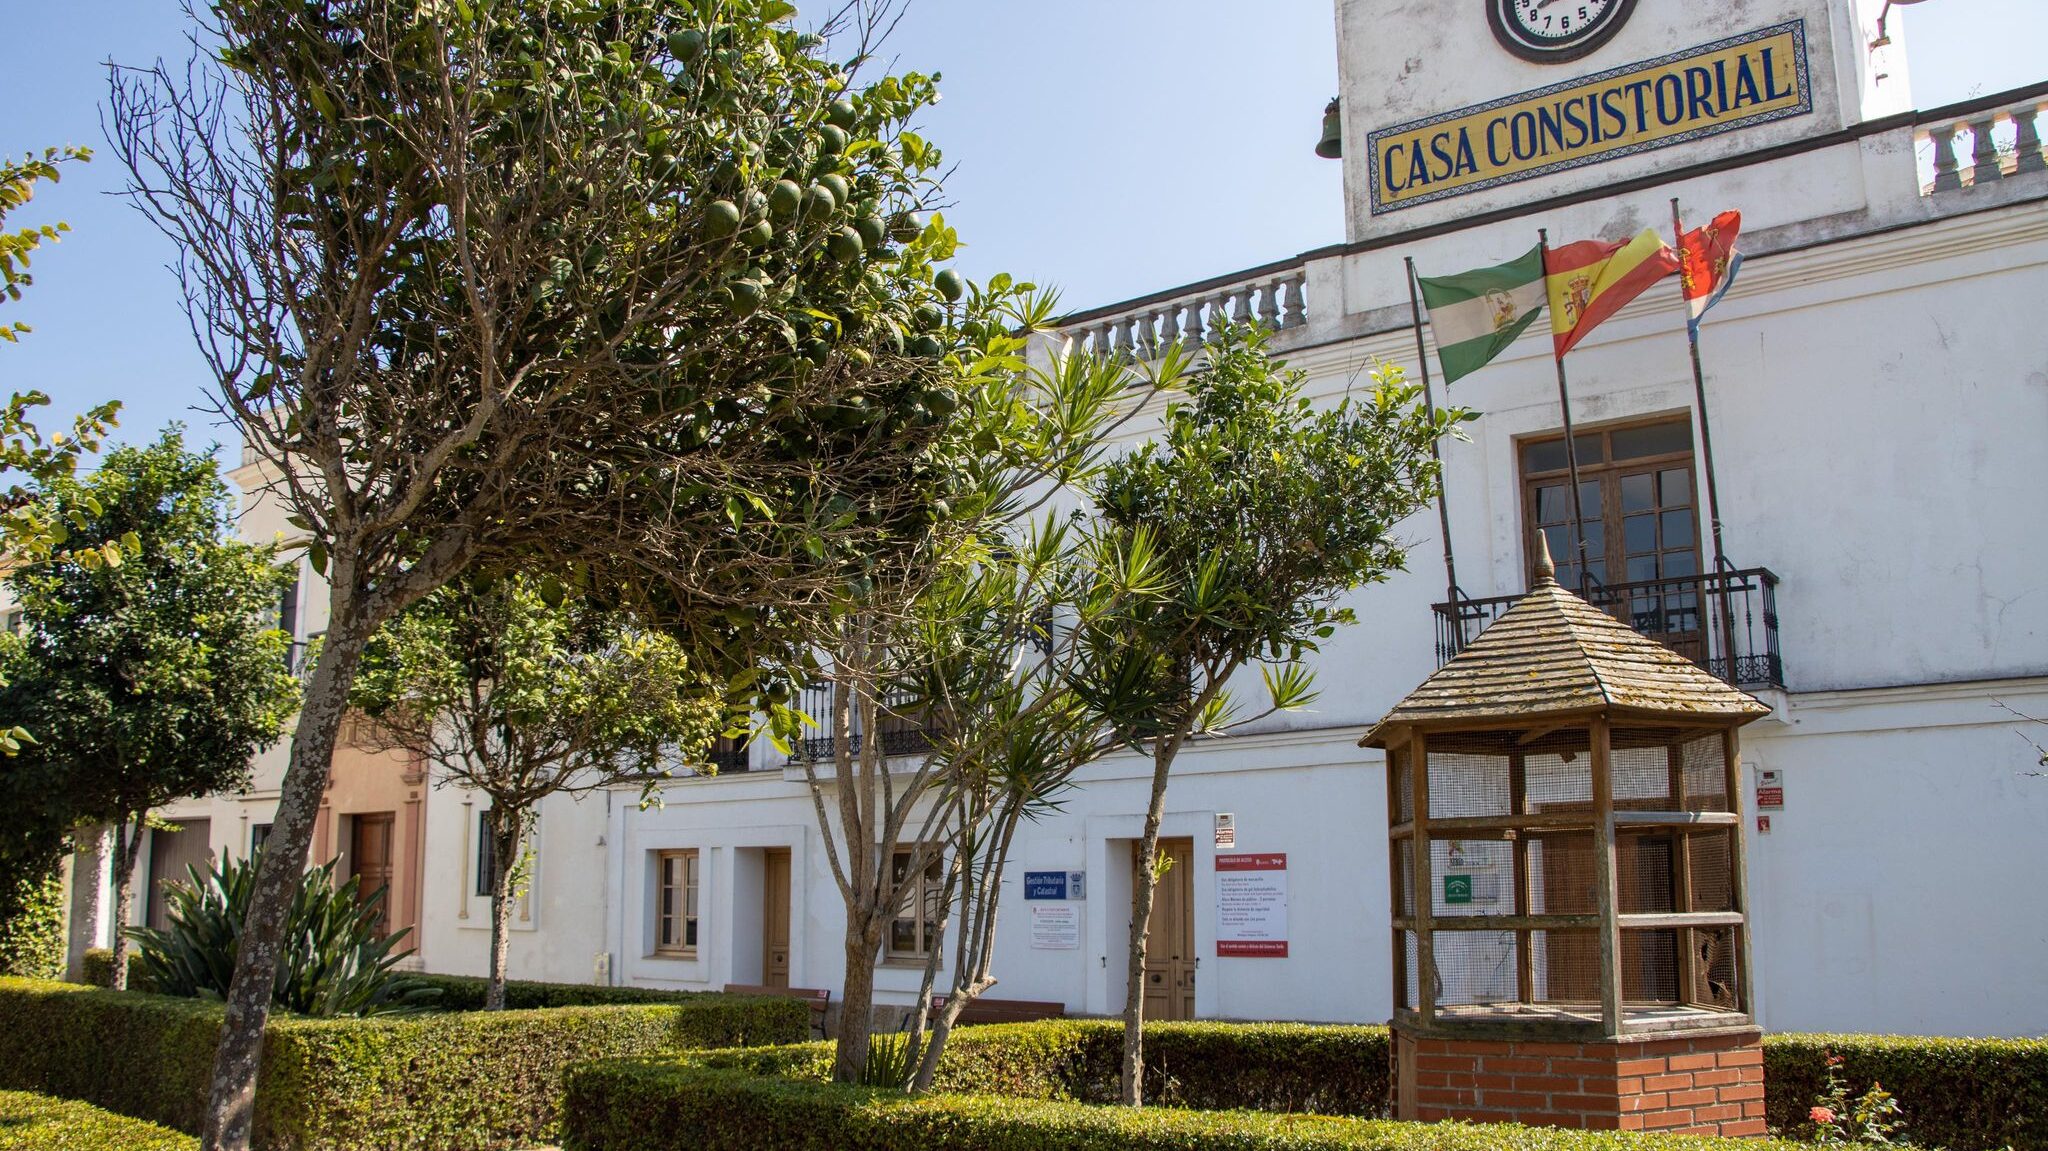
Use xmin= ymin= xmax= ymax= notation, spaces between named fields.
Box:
xmin=1120 ymin=740 xmax=1178 ymax=1107
xmin=911 ymin=995 xmax=967 ymax=1093
xmin=832 ymin=920 xmax=882 ymax=1083
xmin=485 ymin=815 xmax=523 ymax=1011
xmin=107 ymin=816 xmax=146 ymax=992
xmin=201 ymin=623 xmax=368 ymax=1151
xmin=64 ymin=825 xmax=107 ymax=983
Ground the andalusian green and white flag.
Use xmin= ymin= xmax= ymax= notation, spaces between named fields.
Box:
xmin=1416 ymin=245 xmax=1546 ymax=384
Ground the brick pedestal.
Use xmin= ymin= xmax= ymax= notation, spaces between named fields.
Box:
xmin=1391 ymin=1025 xmax=1766 ymax=1136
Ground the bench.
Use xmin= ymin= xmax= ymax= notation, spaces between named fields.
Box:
xmin=928 ymin=993 xmax=1067 ymax=1025
xmin=723 ymin=983 xmax=831 ymax=1038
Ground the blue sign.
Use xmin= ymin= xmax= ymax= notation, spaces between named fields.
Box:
xmin=1023 ymin=871 xmax=1069 ymax=901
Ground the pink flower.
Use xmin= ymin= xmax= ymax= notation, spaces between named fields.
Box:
xmin=1811 ymin=1107 xmax=1837 ymax=1125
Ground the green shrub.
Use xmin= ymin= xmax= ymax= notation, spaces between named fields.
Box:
xmin=0 ymin=976 xmax=809 ymax=1150
xmin=0 ymin=867 xmax=63 ymax=980
xmin=561 ymin=1052 xmax=1801 ymax=1151
xmin=127 ymin=854 xmax=436 ymax=1017
xmin=77 ymin=946 xmax=151 ymax=990
xmin=0 ymin=1090 xmax=196 ymax=1151
xmin=1764 ymin=1033 xmax=2048 ymax=1151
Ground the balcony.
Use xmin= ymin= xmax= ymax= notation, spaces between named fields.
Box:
xmin=1915 ymin=88 xmax=2047 ymax=196
xmin=1433 ymin=567 xmax=1784 ymax=690
xmin=1055 ymin=259 xmax=1310 ymax=362
xmin=787 ymin=681 xmax=937 ymax=764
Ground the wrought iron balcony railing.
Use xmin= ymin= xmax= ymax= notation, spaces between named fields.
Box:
xmin=1433 ymin=566 xmax=1784 ymax=690
xmin=787 ymin=681 xmax=938 ymax=764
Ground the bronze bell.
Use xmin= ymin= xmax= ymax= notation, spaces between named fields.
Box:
xmin=1315 ymin=97 xmax=1342 ymax=159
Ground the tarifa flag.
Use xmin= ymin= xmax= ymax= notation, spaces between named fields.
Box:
xmin=1416 ymin=245 xmax=1545 ymax=384
xmin=1679 ymin=210 xmax=1744 ymax=332
xmin=1544 ymin=228 xmax=1680 ymax=358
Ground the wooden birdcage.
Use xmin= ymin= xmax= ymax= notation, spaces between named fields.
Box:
xmin=1362 ymin=535 xmax=1771 ymax=1042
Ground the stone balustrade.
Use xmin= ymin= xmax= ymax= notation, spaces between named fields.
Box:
xmin=1057 ymin=264 xmax=1309 ymax=361
xmin=1918 ymin=94 xmax=2048 ymax=194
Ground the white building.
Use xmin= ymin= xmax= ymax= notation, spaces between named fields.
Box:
xmin=78 ymin=0 xmax=2048 ymax=1036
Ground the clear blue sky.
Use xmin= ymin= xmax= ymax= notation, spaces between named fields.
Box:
xmin=2 ymin=0 xmax=2038 ymax=457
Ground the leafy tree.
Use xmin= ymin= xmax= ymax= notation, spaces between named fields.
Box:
xmin=782 ymin=286 xmax=1175 ymax=1084
xmin=109 ymin=2 xmax=999 ymax=1140
xmin=351 ymin=571 xmax=722 ymax=1010
xmin=1 ymin=430 xmax=299 ymax=991
xmin=1070 ymin=325 xmax=1466 ymax=1105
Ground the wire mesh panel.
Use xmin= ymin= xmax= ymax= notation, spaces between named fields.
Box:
xmin=1399 ymin=929 xmax=1419 ymax=1010
xmin=1430 ymin=839 xmax=1513 ymax=916
xmin=1525 ymin=750 xmax=1592 ymax=811
xmin=1617 ymin=831 xmax=1677 ymax=915
xmin=1530 ymin=928 xmax=1602 ymax=1006
xmin=1690 ymin=925 xmax=1741 ymax=1009
xmin=1610 ymin=742 xmax=1676 ymax=807
xmin=1392 ymin=838 xmax=1414 ymax=919
xmin=1432 ymin=930 xmax=1519 ymax=1006
xmin=1621 ymin=928 xmax=1681 ymax=1003
xmin=1682 ymin=734 xmax=1732 ymax=812
xmin=1424 ymin=747 xmax=1513 ymax=818
xmin=1526 ymin=831 xmax=1598 ymax=915
xmin=1688 ymin=829 xmax=1735 ymax=912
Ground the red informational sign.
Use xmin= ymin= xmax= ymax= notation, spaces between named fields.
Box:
xmin=1756 ymin=786 xmax=1784 ymax=809
xmin=1215 ymin=853 xmax=1288 ymax=958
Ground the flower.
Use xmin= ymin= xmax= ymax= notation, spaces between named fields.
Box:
xmin=1811 ymin=1106 xmax=1838 ymax=1125
xmin=1827 ymin=1054 xmax=1845 ymax=1067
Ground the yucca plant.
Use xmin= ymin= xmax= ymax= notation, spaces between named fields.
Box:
xmin=125 ymin=853 xmax=439 ymax=1017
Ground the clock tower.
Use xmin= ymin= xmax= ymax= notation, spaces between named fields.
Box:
xmin=1332 ymin=0 xmax=1912 ymax=240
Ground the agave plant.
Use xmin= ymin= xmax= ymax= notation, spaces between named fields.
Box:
xmin=125 ymin=853 xmax=440 ymax=1017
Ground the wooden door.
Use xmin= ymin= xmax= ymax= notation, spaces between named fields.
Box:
xmin=1135 ymin=837 xmax=1195 ymax=1021
xmin=763 ymin=848 xmax=791 ymax=989
xmin=351 ymin=813 xmax=396 ymax=940
xmin=146 ymin=819 xmax=213 ymax=930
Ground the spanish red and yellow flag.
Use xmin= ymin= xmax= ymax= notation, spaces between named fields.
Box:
xmin=1543 ymin=228 xmax=1680 ymax=358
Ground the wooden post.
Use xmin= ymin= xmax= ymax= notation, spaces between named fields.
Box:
xmin=1668 ymin=743 xmax=1698 ymax=1007
xmin=1411 ymin=732 xmax=1436 ymax=1026
xmin=1590 ymin=718 xmax=1622 ymax=1036
xmin=1510 ymin=750 xmax=1534 ymax=1006
xmin=1388 ymin=742 xmax=1409 ymax=1013
xmin=1722 ymin=726 xmax=1755 ymax=1015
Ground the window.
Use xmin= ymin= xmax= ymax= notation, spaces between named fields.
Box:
xmin=3 ymin=610 xmax=22 ymax=636
xmin=656 ymin=850 xmax=700 ymax=955
xmin=1521 ymin=418 xmax=1699 ymax=591
xmin=886 ymin=846 xmax=944 ymax=962
xmin=476 ymin=810 xmax=495 ymax=897
xmin=278 ymin=575 xmax=300 ymax=641
xmin=250 ymin=823 xmax=273 ymax=856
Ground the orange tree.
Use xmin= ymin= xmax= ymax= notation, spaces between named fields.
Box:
xmin=108 ymin=2 xmax=994 ymax=1145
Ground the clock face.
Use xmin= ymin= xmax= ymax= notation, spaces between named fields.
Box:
xmin=1488 ymin=0 xmax=1637 ymax=63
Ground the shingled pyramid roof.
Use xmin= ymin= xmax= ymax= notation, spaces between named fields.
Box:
xmin=1360 ymin=536 xmax=1769 ymax=747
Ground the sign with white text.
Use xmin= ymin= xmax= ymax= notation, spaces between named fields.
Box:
xmin=1216 ymin=853 xmax=1288 ymax=958
xmin=1030 ymin=904 xmax=1080 ymax=950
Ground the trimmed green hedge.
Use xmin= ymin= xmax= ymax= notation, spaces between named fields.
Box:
xmin=78 ymin=947 xmax=150 ymax=990
xmin=562 ymin=1050 xmax=1798 ymax=1151
xmin=0 ymin=977 xmax=809 ymax=1150
xmin=406 ymin=972 xmax=710 ymax=1010
xmin=927 ymin=1020 xmax=1389 ymax=1114
xmin=0 ymin=1090 xmax=196 ymax=1151
xmin=0 ymin=869 xmax=64 ymax=980
xmin=1764 ymin=1032 xmax=2048 ymax=1151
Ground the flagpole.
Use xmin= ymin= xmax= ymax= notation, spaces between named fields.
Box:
xmin=1537 ymin=227 xmax=1594 ymax=592
xmin=1670 ymin=197 xmax=1728 ymax=574
xmin=1404 ymin=256 xmax=1460 ymax=610
xmin=1672 ymin=197 xmax=1740 ymax=684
